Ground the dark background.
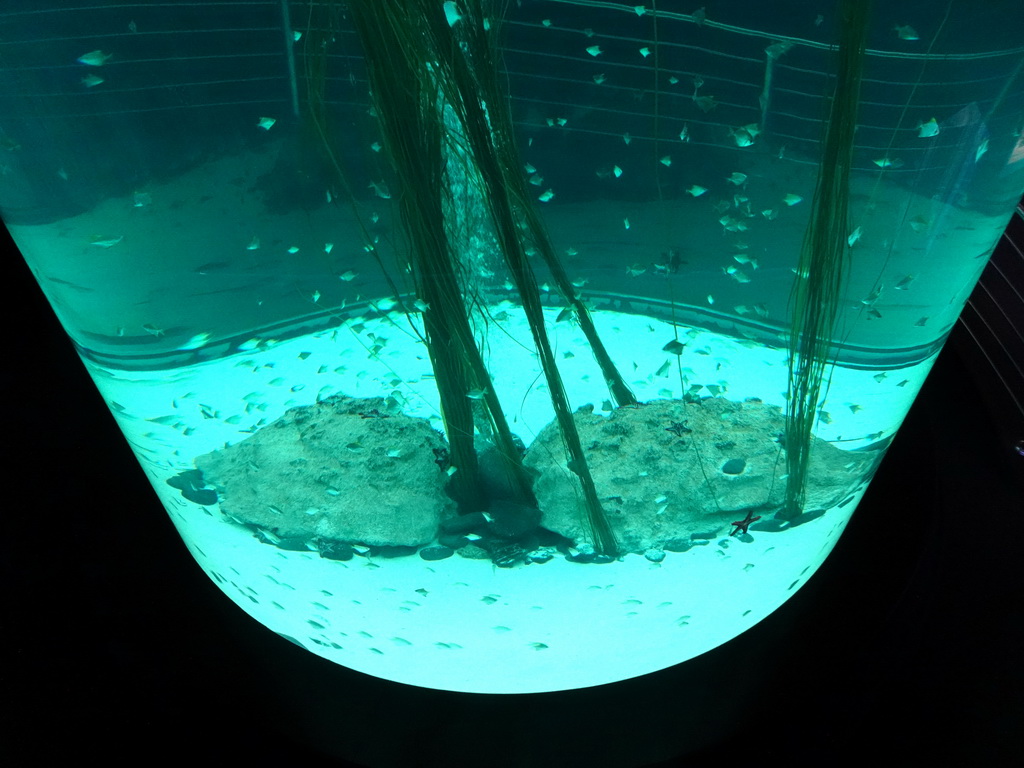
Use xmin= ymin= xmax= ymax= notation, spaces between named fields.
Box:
xmin=2 ymin=219 xmax=1022 ymax=765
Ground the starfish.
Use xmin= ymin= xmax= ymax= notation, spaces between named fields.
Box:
xmin=730 ymin=511 xmax=762 ymax=536
xmin=665 ymin=420 xmax=692 ymax=437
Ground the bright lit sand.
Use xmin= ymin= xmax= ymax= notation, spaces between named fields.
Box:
xmin=84 ymin=305 xmax=929 ymax=692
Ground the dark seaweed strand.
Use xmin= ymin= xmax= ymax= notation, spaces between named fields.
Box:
xmin=421 ymin=0 xmax=617 ymax=554
xmin=780 ymin=0 xmax=870 ymax=521
xmin=346 ymin=2 xmax=536 ymax=510
xmin=345 ymin=3 xmax=484 ymax=511
xmin=300 ymin=5 xmax=411 ymax=321
xmin=452 ymin=0 xmax=636 ymax=409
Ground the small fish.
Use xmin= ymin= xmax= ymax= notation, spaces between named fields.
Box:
xmin=720 ymin=213 xmax=746 ymax=228
xmin=873 ymin=156 xmax=904 ymax=169
xmin=917 ymin=117 xmax=940 ymax=138
xmin=81 ymin=74 xmax=104 ymax=87
xmin=679 ymin=124 xmax=690 ymax=142
xmin=443 ymin=1 xmax=462 ymax=26
xmin=909 ymin=215 xmax=930 ymax=232
xmin=466 ymin=388 xmax=487 ymax=400
xmin=613 ymin=165 xmax=623 ymax=177
xmin=639 ymin=47 xmax=651 ymax=58
xmin=783 ymin=193 xmax=803 ymax=206
xmin=894 ymin=25 xmax=919 ymax=41
xmin=861 ymin=286 xmax=883 ymax=305
xmin=538 ymin=189 xmax=555 ymax=202
xmin=662 ymin=339 xmax=686 ymax=355
xmin=914 ymin=317 xmax=929 ymax=327
xmin=623 ymin=217 xmax=630 ymax=230
xmin=586 ymin=45 xmax=602 ymax=57
xmin=370 ymin=141 xmax=382 ymax=152
xmin=975 ymin=138 xmax=989 ymax=163
xmin=894 ymin=274 xmax=916 ymax=290
xmin=729 ymin=269 xmax=751 ymax=283
xmin=90 ymin=234 xmax=123 ymax=247
xmin=593 ymin=73 xmax=607 ymax=85
xmin=413 ymin=298 xmax=430 ymax=312
xmin=686 ymin=185 xmax=707 ymax=197
xmin=256 ymin=116 xmax=276 ymax=130
xmin=626 ymin=263 xmax=646 ymax=276
xmin=142 ymin=323 xmax=164 ymax=337
xmin=77 ymin=50 xmax=112 ymax=66
xmin=324 ymin=242 xmax=334 ymax=253
xmin=707 ymin=294 xmax=714 ymax=305
xmin=294 ymin=31 xmax=302 ymax=42
xmin=311 ymin=290 xmax=321 ymax=303
xmin=338 ymin=270 xmax=357 ymax=281
xmin=660 ymin=156 xmax=672 ymax=167
xmin=287 ymin=246 xmax=300 ymax=254
xmin=693 ymin=95 xmax=717 ymax=113
xmin=246 ymin=236 xmax=260 ymax=250
xmin=727 ymin=172 xmax=747 ymax=185
xmin=369 ymin=180 xmax=391 ymax=199
xmin=178 ymin=332 xmax=211 ymax=350
xmin=730 ymin=127 xmax=756 ymax=147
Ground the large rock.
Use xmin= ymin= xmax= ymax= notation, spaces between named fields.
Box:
xmin=194 ymin=394 xmax=455 ymax=547
xmin=523 ymin=398 xmax=876 ymax=554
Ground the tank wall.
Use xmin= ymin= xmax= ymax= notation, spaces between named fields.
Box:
xmin=3 ymin=1 xmax=1023 ymax=693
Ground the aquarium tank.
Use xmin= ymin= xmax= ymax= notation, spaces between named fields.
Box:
xmin=3 ymin=0 xmax=1023 ymax=695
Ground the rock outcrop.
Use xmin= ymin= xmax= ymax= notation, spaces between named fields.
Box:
xmin=523 ymin=398 xmax=875 ymax=553
xmin=194 ymin=394 xmax=455 ymax=547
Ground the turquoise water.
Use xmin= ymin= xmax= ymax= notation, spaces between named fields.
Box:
xmin=3 ymin=2 xmax=1024 ymax=692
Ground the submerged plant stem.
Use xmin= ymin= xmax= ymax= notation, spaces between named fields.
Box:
xmin=423 ymin=0 xmax=618 ymax=553
xmin=782 ymin=0 xmax=871 ymax=520
xmin=458 ymin=2 xmax=636 ymax=409
xmin=346 ymin=1 xmax=535 ymax=511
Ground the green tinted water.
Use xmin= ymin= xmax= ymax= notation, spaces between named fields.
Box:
xmin=5 ymin=2 xmax=1024 ymax=692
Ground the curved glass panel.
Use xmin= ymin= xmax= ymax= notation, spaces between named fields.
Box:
xmin=3 ymin=0 xmax=1022 ymax=692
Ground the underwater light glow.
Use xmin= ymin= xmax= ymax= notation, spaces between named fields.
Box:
xmin=3 ymin=0 xmax=1023 ymax=693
